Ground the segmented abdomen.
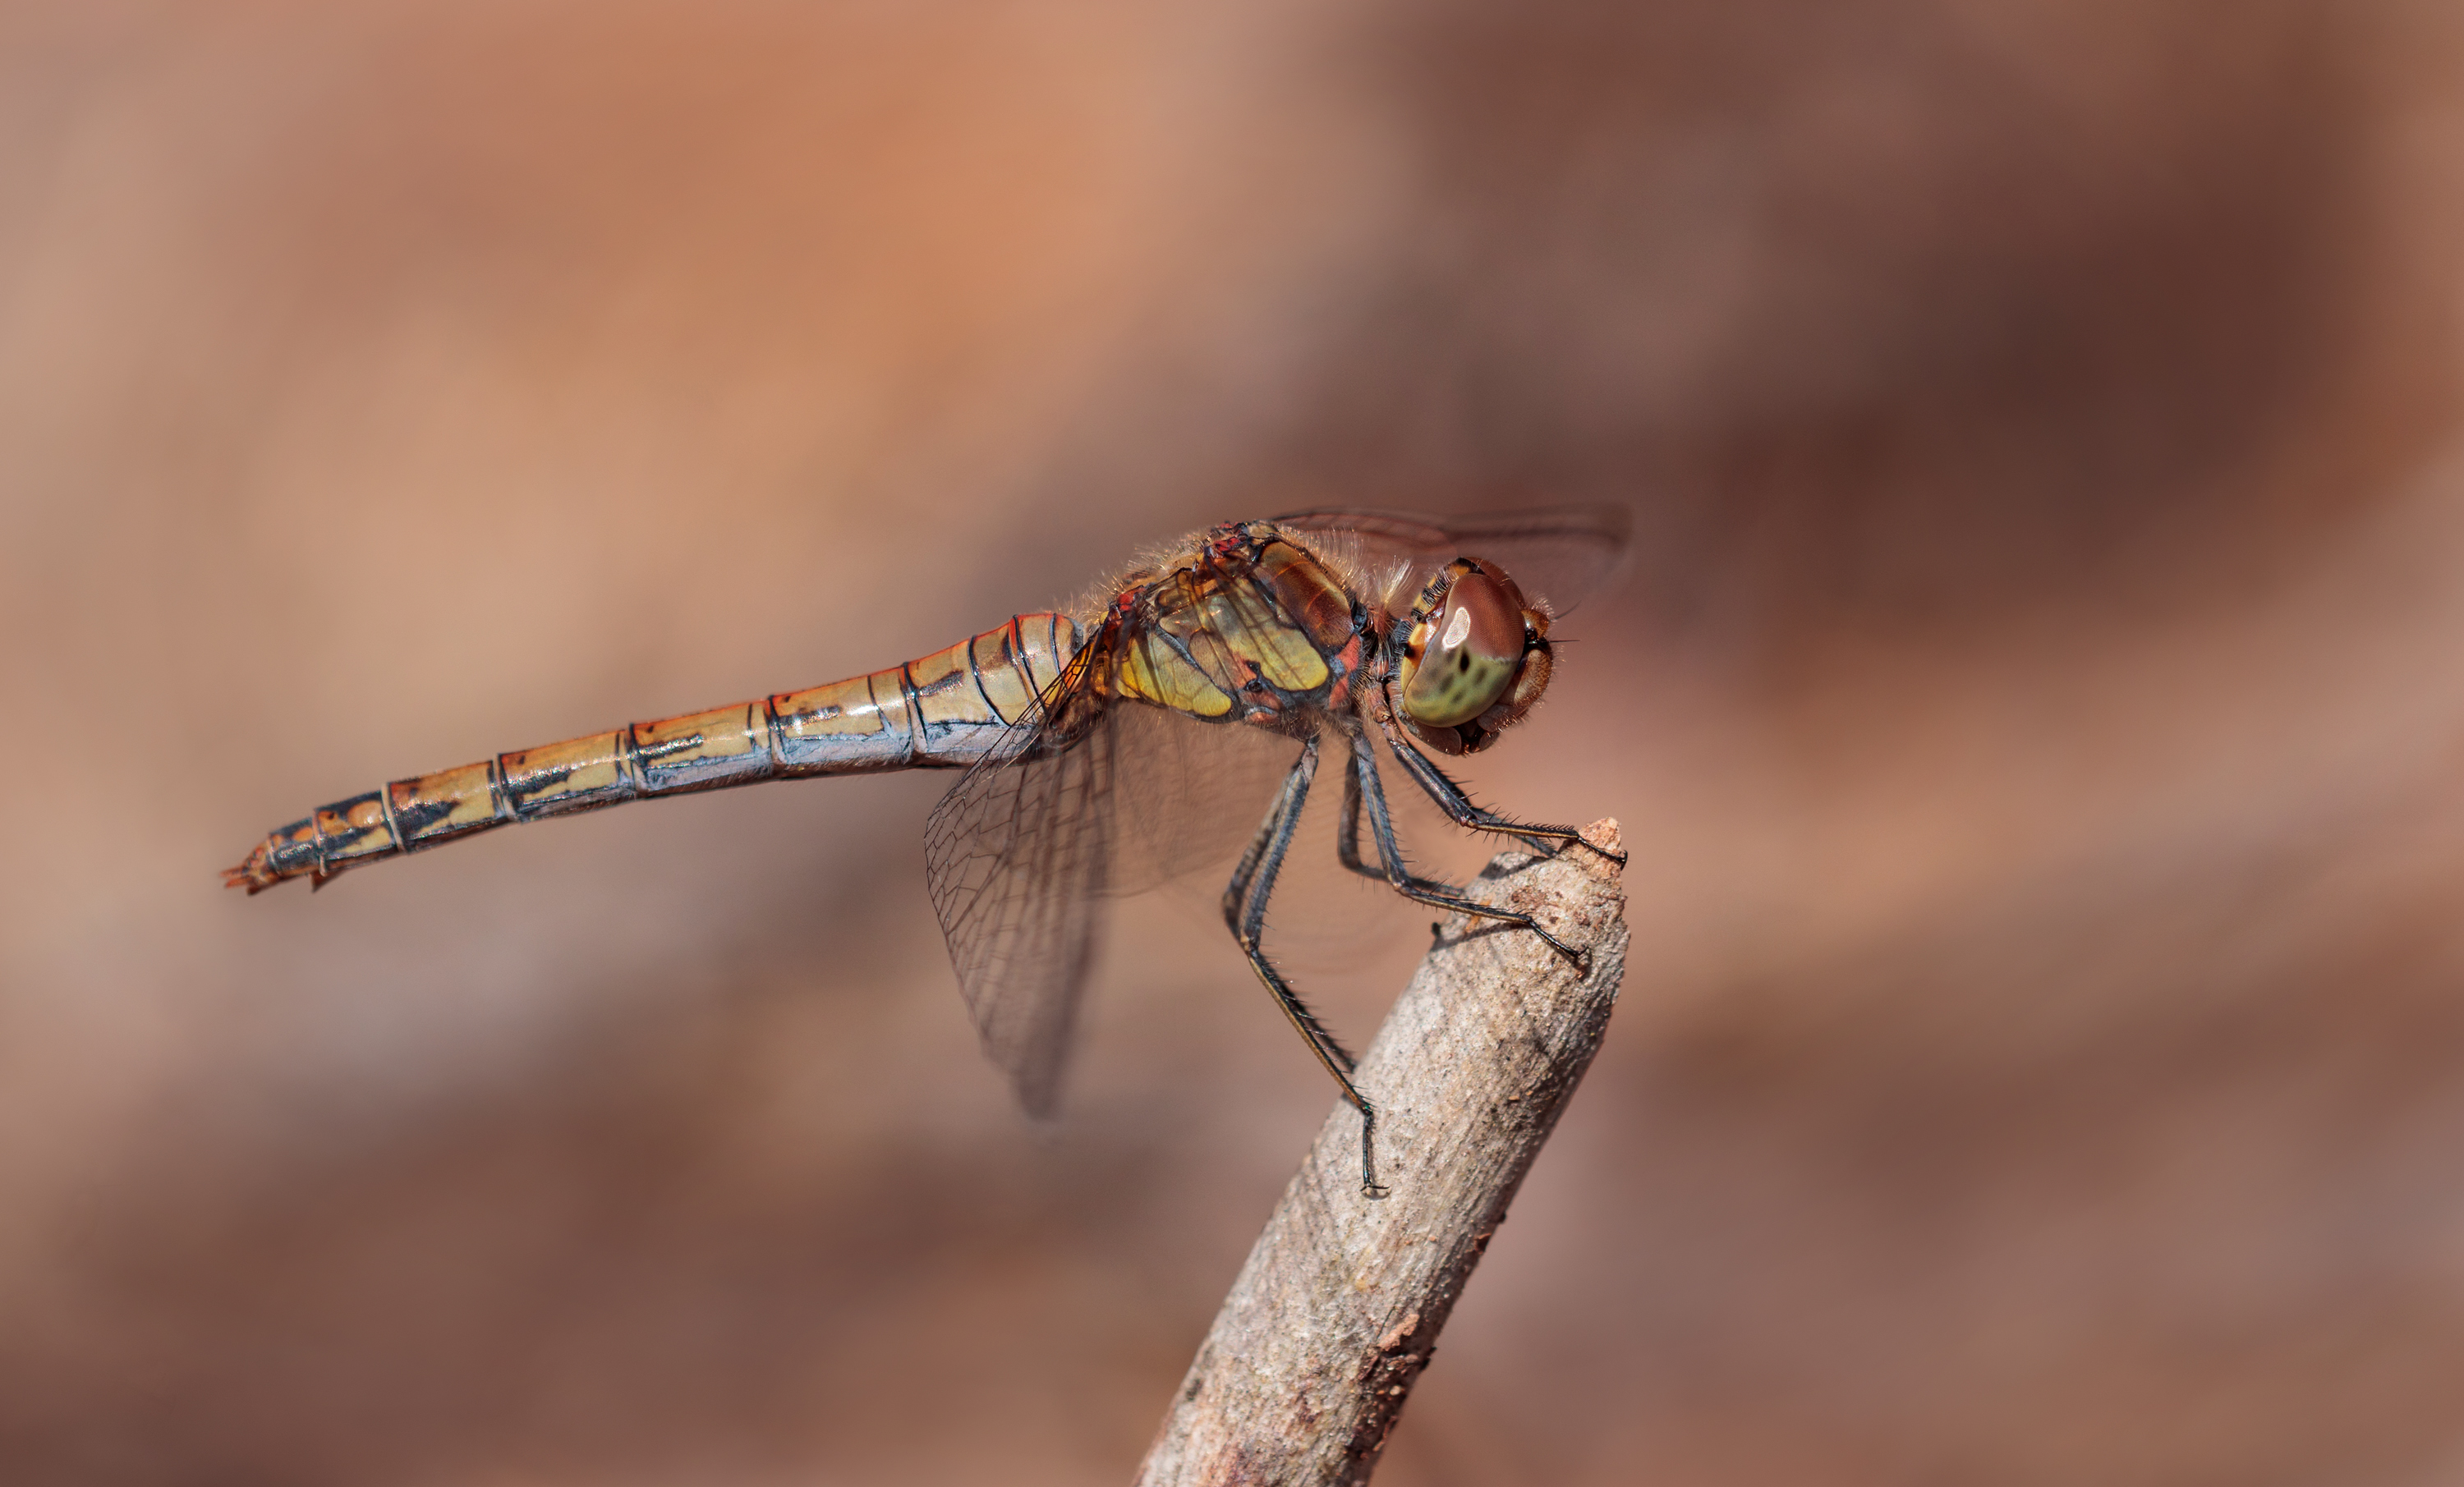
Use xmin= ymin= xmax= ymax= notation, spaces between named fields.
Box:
xmin=226 ymin=613 xmax=1080 ymax=893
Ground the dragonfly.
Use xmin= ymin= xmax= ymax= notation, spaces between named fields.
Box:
xmin=227 ymin=510 xmax=1628 ymax=1195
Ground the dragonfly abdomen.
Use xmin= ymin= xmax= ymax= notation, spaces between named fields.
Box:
xmin=225 ymin=613 xmax=1081 ymax=893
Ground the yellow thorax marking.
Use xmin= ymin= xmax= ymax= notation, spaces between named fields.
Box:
xmin=1119 ymin=630 xmax=1234 ymax=717
xmin=1204 ymin=586 xmax=1328 ymax=691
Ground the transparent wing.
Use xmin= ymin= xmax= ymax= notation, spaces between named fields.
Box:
xmin=924 ymin=696 xmax=1309 ymax=1114
xmin=922 ymin=686 xmax=1114 ymax=1119
xmin=1107 ymin=699 xmax=1303 ymax=890
xmin=1273 ymin=506 xmax=1633 ymax=619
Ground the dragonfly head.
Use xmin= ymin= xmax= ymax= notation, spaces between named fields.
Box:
xmin=1393 ymin=558 xmax=1552 ymax=755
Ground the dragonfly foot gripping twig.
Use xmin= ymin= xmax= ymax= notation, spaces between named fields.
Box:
xmin=1138 ymin=818 xmax=1630 ymax=1486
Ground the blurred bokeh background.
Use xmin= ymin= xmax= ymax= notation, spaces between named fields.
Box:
xmin=5 ymin=1 xmax=2464 ymax=1481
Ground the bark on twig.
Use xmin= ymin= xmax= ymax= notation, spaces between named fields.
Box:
xmin=1137 ymin=818 xmax=1630 ymax=1486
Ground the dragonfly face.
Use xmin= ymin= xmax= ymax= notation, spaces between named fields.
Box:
xmin=1391 ymin=558 xmax=1553 ymax=757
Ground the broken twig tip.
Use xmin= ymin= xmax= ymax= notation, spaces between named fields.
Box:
xmin=1578 ymin=816 xmax=1625 ymax=877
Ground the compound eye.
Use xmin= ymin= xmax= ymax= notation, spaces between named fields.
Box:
xmin=1400 ymin=565 xmax=1524 ymax=727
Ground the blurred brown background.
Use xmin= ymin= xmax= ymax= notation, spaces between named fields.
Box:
xmin=5 ymin=1 xmax=2463 ymax=1482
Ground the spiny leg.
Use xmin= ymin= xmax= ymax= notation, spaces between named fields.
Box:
xmin=1348 ymin=732 xmax=1584 ymax=962
xmin=1342 ymin=747 xmax=1461 ymax=957
xmin=1336 ymin=753 xmax=1386 ymax=883
xmin=1379 ymin=720 xmax=1626 ymax=866
xmin=1347 ymin=731 xmax=1486 ymax=898
xmin=1223 ymin=739 xmax=1350 ymax=1077
xmin=1222 ymin=735 xmax=1387 ymax=1198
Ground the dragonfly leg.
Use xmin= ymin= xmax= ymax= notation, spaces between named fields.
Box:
xmin=1349 ymin=733 xmax=1584 ymax=963
xmin=1379 ymin=722 xmax=1628 ymax=867
xmin=1335 ymin=751 xmax=1386 ymax=883
xmin=1221 ymin=735 xmax=1388 ymax=1199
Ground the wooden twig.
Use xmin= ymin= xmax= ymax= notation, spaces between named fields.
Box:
xmin=1137 ymin=819 xmax=1630 ymax=1486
